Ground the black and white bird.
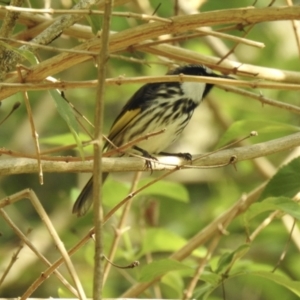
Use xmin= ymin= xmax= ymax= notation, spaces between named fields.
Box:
xmin=73 ymin=64 xmax=227 ymax=216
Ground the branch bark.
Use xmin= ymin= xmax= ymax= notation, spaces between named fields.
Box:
xmin=93 ymin=0 xmax=114 ymax=299
xmin=1 ymin=6 xmax=300 ymax=100
xmin=0 ymin=0 xmax=24 ymax=80
xmin=1 ymin=132 xmax=300 ymax=175
xmin=0 ymin=0 xmax=106 ymax=81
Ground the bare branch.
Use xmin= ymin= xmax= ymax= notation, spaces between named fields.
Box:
xmin=1 ymin=132 xmax=300 ymax=175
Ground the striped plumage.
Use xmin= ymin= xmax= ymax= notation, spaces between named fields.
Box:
xmin=73 ymin=64 xmax=223 ymax=216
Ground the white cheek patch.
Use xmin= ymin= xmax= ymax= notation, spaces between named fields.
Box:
xmin=181 ymin=82 xmax=206 ymax=104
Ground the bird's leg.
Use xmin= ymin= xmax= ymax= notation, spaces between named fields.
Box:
xmin=133 ymin=146 xmax=158 ymax=171
xmin=159 ymin=151 xmax=192 ymax=161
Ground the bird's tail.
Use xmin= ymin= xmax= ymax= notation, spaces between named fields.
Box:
xmin=72 ymin=173 xmax=109 ymax=217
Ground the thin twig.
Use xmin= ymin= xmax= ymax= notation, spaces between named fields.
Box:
xmin=0 ymin=6 xmax=171 ymax=23
xmin=286 ymin=0 xmax=300 ymax=57
xmin=21 ymin=189 xmax=86 ymax=300
xmin=183 ymin=235 xmax=221 ymax=300
xmin=0 ymin=209 xmax=79 ymax=296
xmin=219 ymin=84 xmax=300 ymax=115
xmin=2 ymin=75 xmax=300 ymax=97
xmin=0 ymin=101 xmax=21 ymax=125
xmin=218 ymin=24 xmax=256 ymax=64
xmin=102 ymin=152 xmax=230 ymax=222
xmin=0 ymin=227 xmax=30 ymax=287
xmin=2 ymin=6 xmax=300 ymax=102
xmin=0 ymin=37 xmax=99 ymax=55
xmin=272 ymin=218 xmax=296 ymax=273
xmin=17 ymin=223 xmax=93 ymax=298
xmin=141 ymin=28 xmax=264 ymax=49
xmin=102 ymin=171 xmax=142 ymax=284
xmin=93 ymin=0 xmax=114 ymax=299
xmin=17 ymin=67 xmax=43 ymax=184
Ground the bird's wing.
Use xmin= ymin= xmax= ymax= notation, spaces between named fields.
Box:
xmin=104 ymin=83 xmax=160 ymax=150
xmin=105 ymin=107 xmax=141 ymax=147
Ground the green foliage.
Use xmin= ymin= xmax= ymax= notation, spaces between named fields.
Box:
xmin=215 ymin=244 xmax=250 ymax=275
xmin=161 ymin=272 xmax=185 ymax=298
xmin=49 ymin=90 xmax=85 ymax=158
xmin=2 ymin=1 xmax=300 ymax=300
xmin=17 ymin=48 xmax=39 ymax=65
xmin=139 ymin=259 xmax=192 ymax=282
xmin=102 ymin=178 xmax=129 ymax=207
xmin=85 ymin=13 xmax=102 ymax=35
xmin=138 ymin=228 xmax=194 ymax=257
xmin=0 ymin=41 xmax=38 ymax=65
xmin=260 ymin=157 xmax=300 ymax=200
xmin=217 ymin=120 xmax=300 ymax=148
xmin=244 ymin=197 xmax=300 ymax=223
xmin=137 ymin=178 xmax=190 ymax=203
xmin=250 ymin=271 xmax=300 ymax=297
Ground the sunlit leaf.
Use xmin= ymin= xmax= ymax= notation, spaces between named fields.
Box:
xmin=260 ymin=157 xmax=300 ymax=200
xmin=200 ymin=270 xmax=222 ymax=285
xmin=270 ymin=197 xmax=300 ymax=220
xmin=161 ymin=272 xmax=184 ymax=298
xmin=138 ymin=228 xmax=188 ymax=257
xmin=139 ymin=259 xmax=192 ymax=282
xmin=215 ymin=244 xmax=250 ymax=274
xmin=58 ymin=287 xmax=74 ymax=298
xmin=41 ymin=133 xmax=89 ymax=145
xmin=85 ymin=14 xmax=102 ymax=35
xmin=251 ymin=271 xmax=300 ymax=297
xmin=244 ymin=197 xmax=300 ymax=224
xmin=18 ymin=49 xmax=39 ymax=65
xmin=49 ymin=90 xmax=84 ymax=158
xmin=102 ymin=178 xmax=130 ymax=207
xmin=217 ymin=120 xmax=299 ymax=148
xmin=0 ymin=41 xmax=38 ymax=65
xmin=138 ymin=178 xmax=189 ymax=202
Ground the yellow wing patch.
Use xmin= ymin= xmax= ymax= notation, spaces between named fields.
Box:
xmin=105 ymin=108 xmax=141 ymax=149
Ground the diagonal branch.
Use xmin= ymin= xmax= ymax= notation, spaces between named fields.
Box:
xmin=1 ymin=7 xmax=300 ymax=100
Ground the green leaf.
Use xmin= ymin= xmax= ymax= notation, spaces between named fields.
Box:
xmin=0 ymin=41 xmax=38 ymax=65
xmin=260 ymin=157 xmax=300 ymax=200
xmin=161 ymin=272 xmax=184 ymax=298
xmin=195 ymin=265 xmax=300 ymax=299
xmin=193 ymin=281 xmax=218 ymax=300
xmin=85 ymin=14 xmax=102 ymax=35
xmin=49 ymin=90 xmax=84 ymax=159
xmin=244 ymin=197 xmax=300 ymax=223
xmin=217 ymin=120 xmax=299 ymax=148
xmin=138 ymin=228 xmax=188 ymax=257
xmin=200 ymin=270 xmax=222 ymax=285
xmin=102 ymin=178 xmax=190 ymax=209
xmin=251 ymin=271 xmax=300 ymax=297
xmin=58 ymin=287 xmax=74 ymax=298
xmin=41 ymin=133 xmax=89 ymax=146
xmin=102 ymin=178 xmax=130 ymax=207
xmin=270 ymin=197 xmax=300 ymax=220
xmin=18 ymin=49 xmax=39 ymax=65
xmin=244 ymin=197 xmax=291 ymax=222
xmin=215 ymin=244 xmax=250 ymax=274
xmin=138 ymin=178 xmax=189 ymax=203
xmin=138 ymin=227 xmax=205 ymax=258
xmin=139 ymin=259 xmax=192 ymax=282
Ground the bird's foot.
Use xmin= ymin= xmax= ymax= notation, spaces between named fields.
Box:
xmin=133 ymin=146 xmax=158 ymax=172
xmin=159 ymin=151 xmax=192 ymax=161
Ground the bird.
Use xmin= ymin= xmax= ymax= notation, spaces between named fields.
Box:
xmin=73 ymin=64 xmax=227 ymax=217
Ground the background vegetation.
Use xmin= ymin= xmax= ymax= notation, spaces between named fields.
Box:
xmin=1 ymin=0 xmax=300 ymax=299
